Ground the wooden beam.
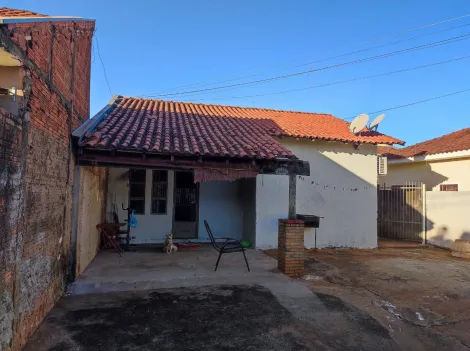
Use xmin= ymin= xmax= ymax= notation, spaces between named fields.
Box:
xmin=288 ymin=174 xmax=296 ymax=219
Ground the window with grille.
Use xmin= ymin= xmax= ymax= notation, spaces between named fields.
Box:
xmin=377 ymin=156 xmax=387 ymax=175
xmin=151 ymin=170 xmax=168 ymax=214
xmin=129 ymin=169 xmax=146 ymax=214
xmin=440 ymin=184 xmax=458 ymax=191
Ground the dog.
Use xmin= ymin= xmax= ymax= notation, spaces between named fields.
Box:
xmin=163 ymin=232 xmax=178 ymax=254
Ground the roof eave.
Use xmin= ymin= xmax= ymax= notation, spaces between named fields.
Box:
xmin=0 ymin=16 xmax=95 ymax=24
xmin=388 ymin=149 xmax=470 ymax=164
xmin=73 ymin=95 xmax=122 ymax=143
xmin=280 ymin=133 xmax=404 ymax=146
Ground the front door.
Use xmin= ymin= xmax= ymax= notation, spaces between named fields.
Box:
xmin=173 ymin=171 xmax=198 ymax=239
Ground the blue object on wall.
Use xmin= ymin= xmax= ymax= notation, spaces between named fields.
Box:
xmin=129 ymin=210 xmax=138 ymax=228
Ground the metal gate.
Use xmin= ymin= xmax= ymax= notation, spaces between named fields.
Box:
xmin=377 ymin=182 xmax=425 ymax=242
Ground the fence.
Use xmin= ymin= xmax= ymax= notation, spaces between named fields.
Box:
xmin=377 ymin=182 xmax=425 ymax=242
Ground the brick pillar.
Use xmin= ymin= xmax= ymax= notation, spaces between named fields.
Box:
xmin=278 ymin=219 xmax=305 ymax=277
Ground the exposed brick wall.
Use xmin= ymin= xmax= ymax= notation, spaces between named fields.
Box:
xmin=0 ymin=18 xmax=95 ymax=351
xmin=278 ymin=219 xmax=305 ymax=277
xmin=0 ymin=107 xmax=25 ymax=350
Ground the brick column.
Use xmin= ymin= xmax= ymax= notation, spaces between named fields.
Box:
xmin=278 ymin=219 xmax=305 ymax=277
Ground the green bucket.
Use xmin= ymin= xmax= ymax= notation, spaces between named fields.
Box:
xmin=240 ymin=241 xmax=251 ymax=248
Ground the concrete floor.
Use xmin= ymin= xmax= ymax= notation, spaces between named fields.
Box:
xmin=26 ymin=245 xmax=398 ymax=350
xmin=69 ymin=245 xmax=280 ymax=294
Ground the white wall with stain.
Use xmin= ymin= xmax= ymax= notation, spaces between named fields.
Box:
xmin=383 ymin=158 xmax=470 ymax=191
xmin=76 ymin=166 xmax=107 ymax=274
xmin=426 ymin=191 xmax=470 ymax=248
xmin=107 ymin=168 xmax=175 ymax=244
xmin=255 ymin=138 xmax=378 ymax=249
xmin=198 ymin=180 xmax=244 ymax=241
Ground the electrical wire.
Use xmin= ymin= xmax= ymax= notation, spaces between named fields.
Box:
xmin=94 ymin=35 xmax=113 ymax=97
xmin=344 ymin=88 xmax=470 ymax=120
xmin=182 ymin=55 xmax=470 ymax=101
xmin=147 ymin=33 xmax=470 ymax=98
xmin=146 ymin=13 xmax=470 ymax=96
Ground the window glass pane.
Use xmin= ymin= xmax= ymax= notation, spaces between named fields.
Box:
xmin=130 ymin=199 xmax=145 ymax=214
xmin=130 ymin=169 xmax=146 ymax=183
xmin=153 ymin=170 xmax=168 ymax=182
xmin=129 ymin=183 xmax=146 ymax=198
xmin=151 ymin=171 xmax=168 ymax=214
xmin=152 ymin=183 xmax=167 ymax=198
xmin=129 ymin=169 xmax=146 ymax=214
xmin=152 ymin=199 xmax=167 ymax=214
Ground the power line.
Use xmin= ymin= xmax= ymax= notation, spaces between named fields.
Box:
xmin=91 ymin=39 xmax=96 ymax=63
xmin=344 ymin=88 xmax=470 ymax=120
xmin=146 ymin=13 xmax=470 ymax=96
xmin=288 ymin=23 xmax=470 ymax=70
xmin=182 ymin=55 xmax=470 ymax=101
xmin=148 ymin=33 xmax=470 ymax=98
xmin=94 ymin=35 xmax=113 ymax=97
xmin=142 ymin=22 xmax=470 ymax=97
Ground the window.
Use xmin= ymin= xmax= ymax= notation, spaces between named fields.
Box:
xmin=440 ymin=184 xmax=458 ymax=192
xmin=377 ymin=156 xmax=388 ymax=175
xmin=129 ymin=169 xmax=146 ymax=214
xmin=151 ymin=170 xmax=168 ymax=214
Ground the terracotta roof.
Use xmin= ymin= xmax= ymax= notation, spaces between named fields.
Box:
xmin=377 ymin=146 xmax=407 ymax=159
xmin=78 ymin=97 xmax=403 ymax=160
xmin=0 ymin=8 xmax=46 ymax=18
xmin=386 ymin=128 xmax=470 ymax=158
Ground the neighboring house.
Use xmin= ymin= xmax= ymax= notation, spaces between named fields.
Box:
xmin=379 ymin=128 xmax=470 ymax=191
xmin=0 ymin=8 xmax=98 ymax=350
xmin=74 ymin=96 xmax=402 ymax=252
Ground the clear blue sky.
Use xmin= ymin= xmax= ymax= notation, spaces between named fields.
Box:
xmin=8 ymin=0 xmax=470 ymax=146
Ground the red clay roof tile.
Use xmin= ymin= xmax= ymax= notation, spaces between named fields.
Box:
xmin=0 ymin=7 xmax=46 ymax=18
xmin=79 ymin=97 xmax=403 ymax=160
xmin=377 ymin=146 xmax=407 ymax=159
xmin=380 ymin=128 xmax=470 ymax=159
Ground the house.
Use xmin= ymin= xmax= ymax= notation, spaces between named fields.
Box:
xmin=0 ymin=7 xmax=403 ymax=349
xmin=73 ymin=96 xmax=402 ymax=253
xmin=0 ymin=8 xmax=96 ymax=350
xmin=379 ymin=128 xmax=470 ymax=191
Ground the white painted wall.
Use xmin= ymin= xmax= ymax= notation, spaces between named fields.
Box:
xmin=238 ymin=178 xmax=257 ymax=245
xmin=107 ymin=168 xmax=175 ymax=244
xmin=0 ymin=66 xmax=22 ymax=115
xmin=426 ymin=191 xmax=470 ymax=248
xmin=255 ymin=139 xmax=378 ymax=249
xmin=383 ymin=158 xmax=470 ymax=191
xmin=107 ymin=169 xmax=246 ymax=243
xmin=198 ymin=180 xmax=244 ymax=241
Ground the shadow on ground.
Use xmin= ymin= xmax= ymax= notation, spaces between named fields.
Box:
xmin=26 ymin=284 xmax=395 ymax=351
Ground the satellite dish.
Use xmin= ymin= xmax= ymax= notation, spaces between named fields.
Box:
xmin=349 ymin=114 xmax=369 ymax=134
xmin=369 ymin=114 xmax=385 ymax=131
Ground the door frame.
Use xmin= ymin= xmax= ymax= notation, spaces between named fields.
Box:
xmin=172 ymin=170 xmax=199 ymax=239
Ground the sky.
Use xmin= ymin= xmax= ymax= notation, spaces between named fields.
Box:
xmin=6 ymin=0 xmax=470 ymax=146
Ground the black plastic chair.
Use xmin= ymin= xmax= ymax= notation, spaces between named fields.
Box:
xmin=204 ymin=220 xmax=250 ymax=272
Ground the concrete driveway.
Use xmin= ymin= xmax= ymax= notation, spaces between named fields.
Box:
xmin=25 ymin=246 xmax=396 ymax=350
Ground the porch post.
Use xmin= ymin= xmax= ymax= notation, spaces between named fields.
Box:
xmin=288 ymin=174 xmax=296 ymax=219
xmin=278 ymin=219 xmax=305 ymax=277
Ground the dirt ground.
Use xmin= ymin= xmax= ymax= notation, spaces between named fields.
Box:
xmin=265 ymin=240 xmax=470 ymax=350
